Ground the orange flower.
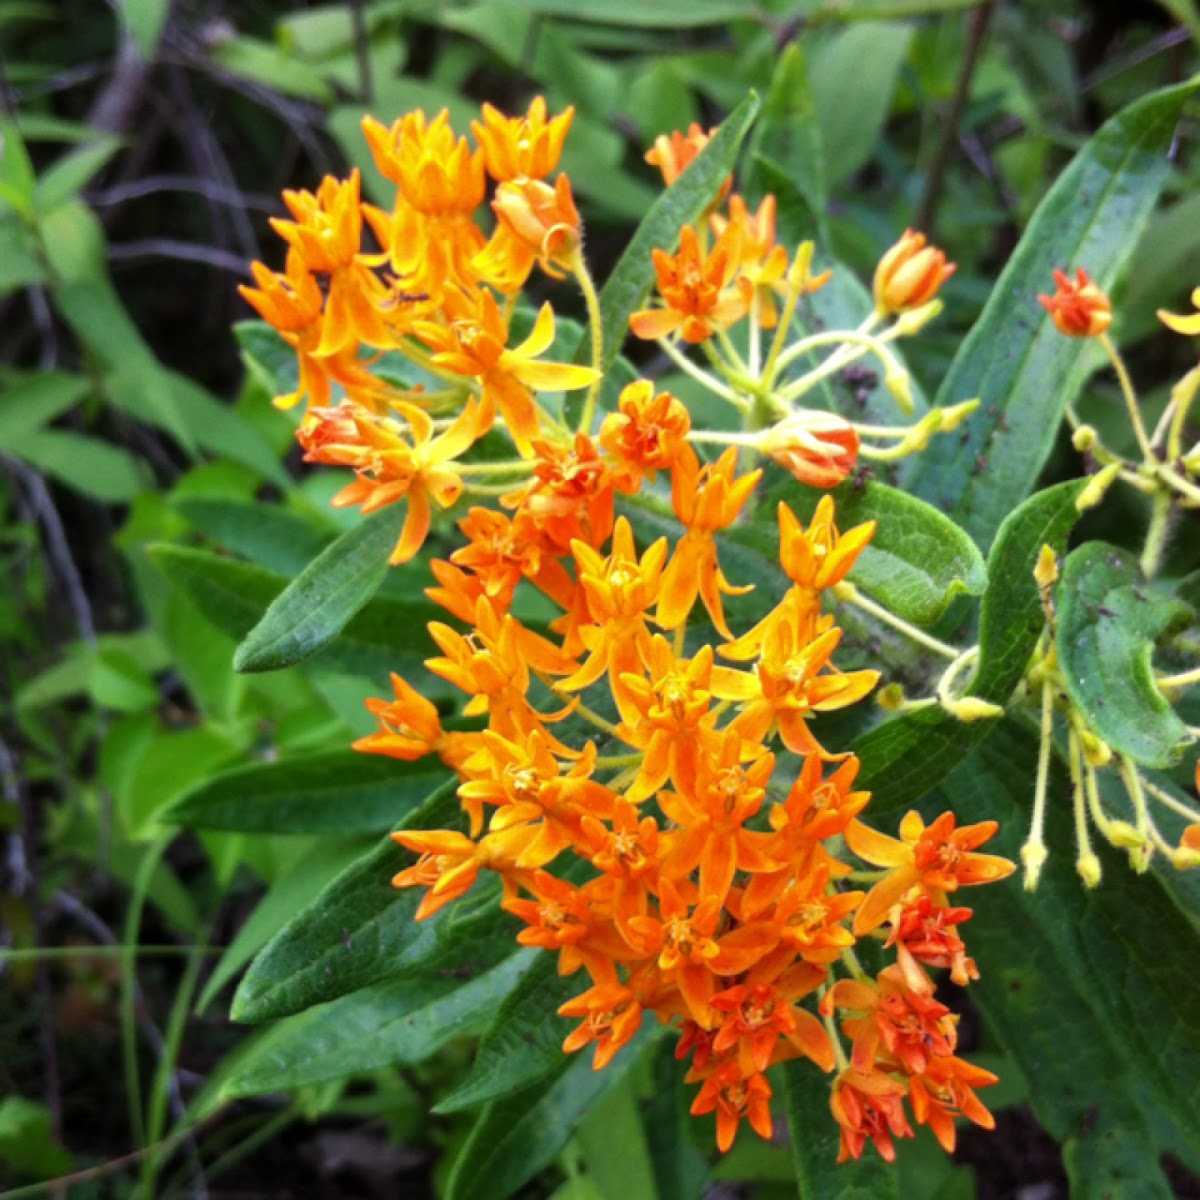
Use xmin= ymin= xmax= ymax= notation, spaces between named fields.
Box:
xmin=416 ymin=289 xmax=597 ymax=455
xmin=1038 ymin=267 xmax=1112 ymax=338
xmin=268 ymin=171 xmax=390 ymax=356
xmin=908 ymin=1055 xmax=998 ymax=1153
xmin=884 ymin=896 xmax=977 ymax=989
xmin=656 ymin=447 xmax=760 ymax=639
xmin=830 ymin=1067 xmax=913 ymax=1163
xmin=710 ymin=194 xmax=800 ymax=328
xmin=629 ymin=224 xmax=752 ymax=344
xmin=761 ymin=410 xmax=860 ymax=489
xmin=690 ymin=1063 xmax=773 ymax=1152
xmin=475 ymin=174 xmax=582 ymax=291
xmin=873 ymin=229 xmax=955 ymax=315
xmin=598 ymin=380 xmax=692 ymax=490
xmin=1157 ymin=285 xmax=1200 ymax=335
xmin=354 ymin=671 xmax=476 ymax=771
xmin=560 ymin=981 xmax=643 ymax=1069
xmin=778 ymin=496 xmax=875 ymax=593
xmin=472 ymin=97 xmax=574 ymax=182
xmin=390 ymin=826 xmax=529 ymax=919
xmin=646 ymin=123 xmax=732 ymax=210
xmin=297 ymin=399 xmax=482 ymax=564
xmin=847 ymin=810 xmax=1015 ymax=936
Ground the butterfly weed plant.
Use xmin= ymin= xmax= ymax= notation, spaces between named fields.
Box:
xmin=212 ymin=85 xmax=1199 ymax=1192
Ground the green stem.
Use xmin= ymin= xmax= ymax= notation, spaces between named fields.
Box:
xmin=573 ymin=256 xmax=604 ymax=435
xmin=832 ymin=580 xmax=961 ymax=661
xmin=1099 ymin=332 xmax=1154 ymax=465
xmin=657 ymin=337 xmax=747 ymax=408
xmin=1140 ymin=488 xmax=1172 ymax=578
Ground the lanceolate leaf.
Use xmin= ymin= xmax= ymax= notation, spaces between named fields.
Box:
xmin=234 ymin=506 xmax=429 ymax=673
xmin=936 ymin=723 xmax=1200 ymax=1193
xmin=163 ymin=750 xmax=448 ymax=834
xmin=174 ymin=496 xmax=333 ymax=578
xmin=583 ymin=91 xmax=759 ymax=381
xmin=444 ymin=1025 xmax=662 ymax=1200
xmin=148 ymin=545 xmax=432 ymax=680
xmin=1055 ymin=542 xmax=1193 ymax=769
xmin=231 ymin=784 xmax=517 ymax=1022
xmin=435 ymin=951 xmax=581 ymax=1113
xmin=853 ymin=480 xmax=1086 ymax=814
xmin=913 ymin=77 xmax=1200 ymax=549
xmin=781 ymin=1058 xmax=899 ymax=1200
xmin=221 ymin=951 xmax=532 ymax=1098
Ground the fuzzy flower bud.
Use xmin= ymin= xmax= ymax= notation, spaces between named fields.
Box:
xmin=1038 ymin=267 xmax=1112 ymax=338
xmin=873 ymin=230 xmax=956 ymax=315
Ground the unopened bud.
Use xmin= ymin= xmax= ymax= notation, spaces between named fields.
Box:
xmin=1128 ymin=841 xmax=1154 ymax=873
xmin=891 ymin=299 xmax=944 ymax=336
xmin=1171 ymin=846 xmax=1200 ymax=870
xmin=1038 ymin=267 xmax=1112 ymax=338
xmin=944 ymin=696 xmax=1005 ymax=722
xmin=874 ymin=230 xmax=956 ymax=316
xmin=1034 ymin=544 xmax=1059 ymax=588
xmin=1078 ymin=729 xmax=1112 ymax=767
xmin=1076 ymin=461 xmax=1121 ymax=511
xmin=1076 ymin=852 xmax=1103 ymax=888
xmin=1072 ymin=424 xmax=1098 ymax=452
xmin=937 ymin=398 xmax=979 ymax=433
xmin=877 ymin=682 xmax=907 ymax=711
xmin=884 ymin=368 xmax=914 ymax=415
xmin=1021 ymin=840 xmax=1048 ymax=891
xmin=1105 ymin=820 xmax=1143 ymax=849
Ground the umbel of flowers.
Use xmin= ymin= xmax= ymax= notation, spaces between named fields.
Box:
xmin=243 ymin=99 xmax=1015 ymax=1162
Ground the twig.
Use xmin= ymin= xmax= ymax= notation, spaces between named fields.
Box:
xmin=106 ymin=238 xmax=251 ymax=273
xmin=348 ymin=0 xmax=374 ymax=103
xmin=914 ymin=2 xmax=997 ymax=234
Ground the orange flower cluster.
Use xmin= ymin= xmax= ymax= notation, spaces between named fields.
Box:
xmin=356 ymin=468 xmax=1012 ymax=1156
xmin=249 ymin=100 xmax=1013 ymax=1163
xmin=630 ymin=131 xmax=831 ymax=344
xmin=241 ymin=98 xmax=596 ymax=561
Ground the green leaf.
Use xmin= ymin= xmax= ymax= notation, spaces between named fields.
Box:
xmin=172 ymin=496 xmax=333 ymax=579
xmin=745 ymin=42 xmax=828 ymax=243
xmin=197 ymin=838 xmax=370 ymax=1014
xmin=853 ymin=480 xmax=1086 ymax=814
xmin=643 ymin=1037 xmax=708 ymax=1200
xmin=809 ymin=22 xmax=913 ymax=187
xmin=6 ymin=429 xmax=145 ymax=501
xmin=474 ymin=0 xmax=759 ymax=25
xmin=938 ymin=722 xmax=1200 ymax=1193
xmin=231 ymin=783 xmax=516 ymax=1022
xmin=212 ymin=36 xmax=335 ymax=103
xmin=0 ymin=1097 xmax=71 ymax=1179
xmin=799 ymin=0 xmax=978 ymax=16
xmin=233 ymin=506 xmax=422 ymax=673
xmin=234 ymin=320 xmax=299 ymax=402
xmin=0 ymin=370 xmax=89 ymax=439
xmin=33 ymin=137 xmax=122 ymax=211
xmin=578 ymin=91 xmax=759 ymax=388
xmin=148 ymin=545 xmax=431 ymax=680
xmin=119 ymin=0 xmax=170 ymax=59
xmin=0 ymin=118 xmax=35 ymax=214
xmin=576 ymin=1073 xmax=659 ymax=1200
xmin=222 ymin=951 xmax=531 ymax=1098
xmin=435 ymin=951 xmax=581 ymax=1113
xmin=913 ymin=77 xmax=1200 ymax=549
xmin=445 ymin=1026 xmax=661 ymax=1200
xmin=164 ymin=750 xmax=448 ymax=834
xmin=782 ymin=1057 xmax=899 ymax=1200
xmin=1055 ymin=542 xmax=1193 ymax=769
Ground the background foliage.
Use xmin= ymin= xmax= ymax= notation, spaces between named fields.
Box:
xmin=2 ymin=1 xmax=1199 ymax=1196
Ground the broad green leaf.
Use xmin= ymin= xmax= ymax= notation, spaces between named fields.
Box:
xmin=0 ymin=1097 xmax=71 ymax=1179
xmin=781 ymin=478 xmax=987 ymax=625
xmin=800 ymin=0 xmax=977 ymax=16
xmin=0 ymin=370 xmax=89 ymax=439
xmin=435 ymin=951 xmax=581 ymax=1113
xmin=198 ymin=838 xmax=370 ymax=1014
xmin=33 ymin=137 xmax=122 ymax=211
xmin=120 ymin=0 xmax=170 ymax=59
xmin=234 ymin=320 xmax=299 ymax=402
xmin=782 ymin=1057 xmax=899 ymax=1200
xmin=1055 ymin=542 xmax=1192 ymax=769
xmin=853 ymin=480 xmax=1086 ymax=814
xmin=172 ymin=496 xmax=333 ymax=581
xmin=212 ymin=36 xmax=335 ymax=103
xmin=445 ymin=1026 xmax=661 ymax=1200
xmin=164 ymin=750 xmax=448 ymax=834
xmin=6 ymin=429 xmax=145 ymax=501
xmin=577 ymin=91 xmax=759 ymax=391
xmin=147 ymin=545 xmax=430 ymax=680
xmin=809 ymin=23 xmax=913 ymax=187
xmin=0 ymin=221 xmax=44 ymax=291
xmin=913 ymin=77 xmax=1200 ymax=549
xmin=0 ymin=118 xmax=35 ymax=214
xmin=576 ymin=1074 xmax=659 ymax=1200
xmin=222 ymin=951 xmax=531 ymax=1098
xmin=745 ymin=42 xmax=828 ymax=243
xmin=234 ymin=506 xmax=424 ymax=673
xmin=231 ymin=783 xmax=516 ymax=1022
xmin=937 ymin=723 xmax=1200 ymax=1192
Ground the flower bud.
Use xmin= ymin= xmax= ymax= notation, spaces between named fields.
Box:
xmin=761 ymin=409 xmax=859 ymax=488
xmin=1038 ymin=267 xmax=1111 ymax=338
xmin=1076 ymin=462 xmax=1121 ymax=512
xmin=937 ymin=398 xmax=979 ymax=433
xmin=1078 ymin=729 xmax=1112 ymax=767
xmin=1034 ymin=544 xmax=1058 ymax=588
xmin=873 ymin=230 xmax=956 ymax=315
xmin=1104 ymin=820 xmax=1143 ymax=849
xmin=1072 ymin=424 xmax=1098 ymax=452
xmin=944 ymin=696 xmax=1005 ymax=722
xmin=1021 ymin=840 xmax=1048 ymax=891
xmin=492 ymin=175 xmax=582 ymax=276
xmin=877 ymin=682 xmax=906 ymax=711
xmin=884 ymin=368 xmax=914 ymax=415
xmin=1076 ymin=853 xmax=1103 ymax=888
